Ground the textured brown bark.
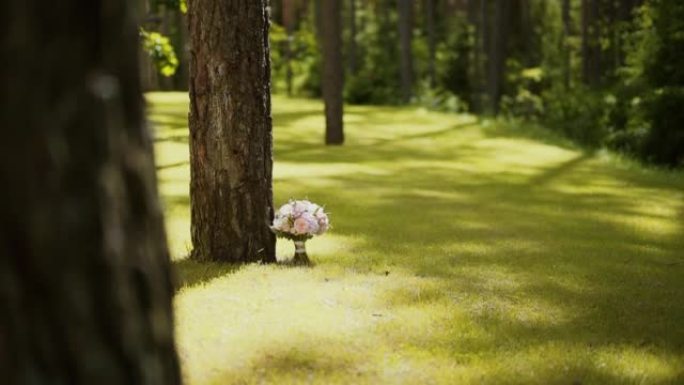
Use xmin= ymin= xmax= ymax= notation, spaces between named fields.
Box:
xmin=322 ymin=0 xmax=345 ymax=145
xmin=0 ymin=0 xmax=181 ymax=384
xmin=188 ymin=0 xmax=276 ymax=262
xmin=398 ymin=0 xmax=414 ymax=102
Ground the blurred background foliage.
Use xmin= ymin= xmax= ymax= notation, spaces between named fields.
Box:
xmin=139 ymin=0 xmax=683 ymax=168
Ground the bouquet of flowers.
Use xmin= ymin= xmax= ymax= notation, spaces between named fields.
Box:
xmin=271 ymin=199 xmax=330 ymax=264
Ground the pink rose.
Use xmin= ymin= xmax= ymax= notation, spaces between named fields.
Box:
xmin=293 ymin=217 xmax=311 ymax=234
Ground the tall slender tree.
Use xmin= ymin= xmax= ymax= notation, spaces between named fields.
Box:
xmin=398 ymin=0 xmax=414 ymax=102
xmin=1 ymin=0 xmax=181 ymax=383
xmin=426 ymin=0 xmax=437 ymax=87
xmin=322 ymin=0 xmax=345 ymax=145
xmin=562 ymin=0 xmax=572 ymax=89
xmin=187 ymin=0 xmax=276 ymax=262
xmin=487 ymin=0 xmax=510 ymax=114
xmin=582 ymin=0 xmax=602 ymax=86
xmin=468 ymin=0 xmax=484 ymax=112
xmin=283 ymin=0 xmax=296 ymax=96
xmin=348 ymin=0 xmax=359 ymax=74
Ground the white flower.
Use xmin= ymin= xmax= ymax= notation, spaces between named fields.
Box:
xmin=272 ymin=215 xmax=291 ymax=232
xmin=279 ymin=203 xmax=293 ymax=217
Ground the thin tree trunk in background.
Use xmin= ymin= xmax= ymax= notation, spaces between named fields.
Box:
xmin=426 ymin=0 xmax=437 ymax=88
xmin=581 ymin=0 xmax=590 ymax=83
xmin=188 ymin=0 xmax=276 ymax=262
xmin=284 ymin=0 xmax=295 ymax=96
xmin=314 ymin=0 xmax=323 ymax=42
xmin=592 ymin=0 xmax=602 ymax=84
xmin=468 ymin=0 xmax=482 ymax=112
xmin=480 ymin=0 xmax=490 ymax=111
xmin=562 ymin=0 xmax=572 ymax=89
xmin=487 ymin=0 xmax=509 ymax=114
xmin=173 ymin=10 xmax=190 ymax=91
xmin=322 ymin=0 xmax=345 ymax=145
xmin=348 ymin=0 xmax=358 ymax=74
xmin=582 ymin=0 xmax=601 ymax=86
xmin=159 ymin=7 xmax=175 ymax=90
xmin=141 ymin=0 xmax=160 ymax=91
xmin=519 ymin=0 xmax=533 ymax=66
xmin=616 ymin=0 xmax=641 ymax=68
xmin=1 ymin=0 xmax=181 ymax=383
xmin=398 ymin=0 xmax=414 ymax=102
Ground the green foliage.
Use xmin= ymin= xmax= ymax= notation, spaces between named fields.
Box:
xmin=270 ymin=19 xmax=321 ymax=97
xmin=501 ymin=65 xmax=545 ymax=120
xmin=435 ymin=16 xmax=473 ymax=105
xmin=541 ymin=86 xmax=610 ymax=148
xmin=344 ymin=4 xmax=403 ymax=105
xmin=640 ymin=88 xmax=684 ymax=165
xmin=270 ymin=0 xmax=684 ymax=168
xmin=414 ymin=83 xmax=467 ymax=113
xmin=637 ymin=0 xmax=684 ymax=166
xmin=140 ymin=28 xmax=179 ymax=77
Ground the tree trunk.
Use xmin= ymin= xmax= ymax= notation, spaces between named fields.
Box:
xmin=188 ymin=0 xmax=276 ymax=263
xmin=562 ymin=0 xmax=572 ymax=89
xmin=348 ymin=0 xmax=358 ymax=74
xmin=173 ymin=10 xmax=190 ymax=91
xmin=426 ymin=0 xmax=437 ymax=88
xmin=284 ymin=0 xmax=295 ymax=96
xmin=398 ymin=0 xmax=414 ymax=102
xmin=487 ymin=0 xmax=509 ymax=114
xmin=322 ymin=0 xmax=345 ymax=145
xmin=1 ymin=0 xmax=181 ymax=384
xmin=468 ymin=0 xmax=483 ymax=112
xmin=582 ymin=0 xmax=602 ymax=86
xmin=314 ymin=0 xmax=323 ymax=42
xmin=480 ymin=0 xmax=490 ymax=111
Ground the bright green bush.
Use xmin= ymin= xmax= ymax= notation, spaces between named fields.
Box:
xmin=140 ymin=28 xmax=179 ymax=77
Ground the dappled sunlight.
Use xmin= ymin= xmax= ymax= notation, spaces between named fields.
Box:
xmin=149 ymin=93 xmax=684 ymax=384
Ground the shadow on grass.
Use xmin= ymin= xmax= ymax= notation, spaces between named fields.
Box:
xmin=268 ymin=130 xmax=684 ymax=382
xmin=151 ymin=94 xmax=684 ymax=384
xmin=172 ymin=259 xmax=242 ymax=291
xmin=157 ymin=160 xmax=189 ymax=170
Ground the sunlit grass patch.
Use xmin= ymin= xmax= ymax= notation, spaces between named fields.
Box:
xmin=148 ymin=92 xmax=684 ymax=385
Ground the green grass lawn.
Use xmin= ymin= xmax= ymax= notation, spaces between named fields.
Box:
xmin=148 ymin=92 xmax=684 ymax=385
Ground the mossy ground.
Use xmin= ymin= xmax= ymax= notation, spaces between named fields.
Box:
xmin=148 ymin=92 xmax=684 ymax=385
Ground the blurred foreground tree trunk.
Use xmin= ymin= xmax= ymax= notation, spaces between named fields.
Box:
xmin=322 ymin=0 xmax=345 ymax=145
xmin=0 ymin=0 xmax=181 ymax=384
xmin=187 ymin=0 xmax=276 ymax=262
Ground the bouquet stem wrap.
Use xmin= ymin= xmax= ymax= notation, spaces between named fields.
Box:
xmin=292 ymin=240 xmax=310 ymax=265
